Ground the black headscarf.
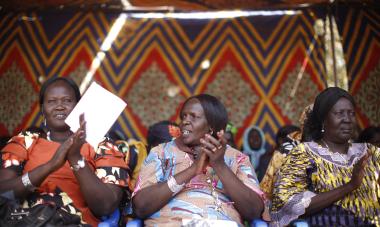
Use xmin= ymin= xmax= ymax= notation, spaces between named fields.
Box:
xmin=303 ymin=87 xmax=355 ymax=141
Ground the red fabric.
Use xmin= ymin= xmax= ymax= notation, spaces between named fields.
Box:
xmin=2 ymin=135 xmax=128 ymax=226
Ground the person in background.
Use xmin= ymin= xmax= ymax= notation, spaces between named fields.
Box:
xmin=132 ymin=94 xmax=264 ymax=226
xmin=271 ymin=87 xmax=380 ymax=226
xmin=224 ymin=122 xmax=237 ymax=149
xmin=357 ymin=126 xmax=380 ymax=147
xmin=0 ymin=77 xmax=130 ymax=226
xmin=242 ymin=126 xmax=267 ymax=171
xmin=146 ymin=120 xmax=181 ymax=153
xmin=259 ymin=125 xmax=301 ymax=200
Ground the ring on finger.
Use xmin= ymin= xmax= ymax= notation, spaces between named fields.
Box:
xmin=217 ymin=145 xmax=223 ymax=149
xmin=212 ymin=147 xmax=217 ymax=152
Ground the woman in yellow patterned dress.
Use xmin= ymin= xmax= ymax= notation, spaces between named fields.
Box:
xmin=271 ymin=87 xmax=380 ymax=226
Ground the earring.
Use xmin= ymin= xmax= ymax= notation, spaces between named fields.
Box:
xmin=44 ymin=118 xmax=47 ymax=128
xmin=321 ymin=125 xmax=325 ymax=133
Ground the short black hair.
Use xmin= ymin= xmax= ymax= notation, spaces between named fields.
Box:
xmin=276 ymin=125 xmax=301 ymax=146
xmin=303 ymin=87 xmax=355 ymax=141
xmin=182 ymin=94 xmax=228 ymax=135
xmin=147 ymin=120 xmax=179 ymax=152
xmin=39 ymin=77 xmax=81 ymax=106
xmin=357 ymin=126 xmax=380 ymax=143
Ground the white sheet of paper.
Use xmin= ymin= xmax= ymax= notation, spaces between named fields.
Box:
xmin=65 ymin=82 xmax=127 ymax=148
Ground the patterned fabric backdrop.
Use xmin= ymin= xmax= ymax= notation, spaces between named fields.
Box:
xmin=336 ymin=6 xmax=380 ymax=129
xmin=1 ymin=6 xmax=376 ymax=147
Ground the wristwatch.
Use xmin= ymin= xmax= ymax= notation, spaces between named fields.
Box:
xmin=71 ymin=156 xmax=86 ymax=171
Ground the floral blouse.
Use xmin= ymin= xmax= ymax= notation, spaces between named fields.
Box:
xmin=1 ymin=131 xmax=130 ymax=226
xmin=133 ymin=140 xmax=265 ymax=226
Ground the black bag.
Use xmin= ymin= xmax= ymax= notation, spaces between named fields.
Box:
xmin=0 ymin=195 xmax=84 ymax=227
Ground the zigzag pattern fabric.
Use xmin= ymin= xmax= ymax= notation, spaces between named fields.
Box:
xmin=336 ymin=6 xmax=380 ymax=129
xmin=1 ymin=7 xmax=376 ymax=146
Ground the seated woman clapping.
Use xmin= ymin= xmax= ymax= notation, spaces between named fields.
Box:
xmin=271 ymin=87 xmax=380 ymax=226
xmin=0 ymin=77 xmax=130 ymax=226
xmin=132 ymin=94 xmax=265 ymax=226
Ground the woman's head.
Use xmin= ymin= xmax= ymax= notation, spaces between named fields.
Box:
xmin=179 ymin=94 xmax=228 ymax=146
xmin=357 ymin=126 xmax=380 ymax=147
xmin=243 ymin=126 xmax=265 ymax=152
xmin=304 ymin=87 xmax=356 ymax=142
xmin=39 ymin=77 xmax=80 ymax=132
xmin=147 ymin=120 xmax=180 ymax=151
xmin=276 ymin=125 xmax=301 ymax=147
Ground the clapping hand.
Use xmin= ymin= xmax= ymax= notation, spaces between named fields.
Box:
xmin=67 ymin=113 xmax=86 ymax=161
xmin=200 ymin=130 xmax=227 ymax=168
xmin=349 ymin=152 xmax=370 ymax=190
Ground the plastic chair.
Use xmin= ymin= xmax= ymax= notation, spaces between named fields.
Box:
xmin=125 ymin=218 xmax=269 ymax=227
xmin=291 ymin=219 xmax=309 ymax=227
xmin=123 ymin=218 xmax=311 ymax=227
xmin=98 ymin=209 xmax=120 ymax=227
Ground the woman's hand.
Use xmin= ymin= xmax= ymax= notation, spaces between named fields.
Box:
xmin=49 ymin=137 xmax=74 ymax=171
xmin=349 ymin=153 xmax=370 ymax=190
xmin=200 ymin=130 xmax=227 ymax=168
xmin=193 ymin=151 xmax=209 ymax=175
xmin=67 ymin=113 xmax=86 ymax=161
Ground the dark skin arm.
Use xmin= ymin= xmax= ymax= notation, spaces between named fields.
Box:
xmin=66 ymin=114 xmax=124 ymax=217
xmin=132 ymin=150 xmax=207 ymax=219
xmin=1 ymin=114 xmax=124 ymax=217
xmin=0 ymin=137 xmax=74 ymax=198
xmin=304 ymin=153 xmax=369 ymax=215
xmin=201 ymin=131 xmax=264 ymax=222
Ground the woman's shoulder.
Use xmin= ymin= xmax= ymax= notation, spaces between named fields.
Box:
xmin=288 ymin=142 xmax=310 ymax=155
xmin=148 ymin=140 xmax=178 ymax=156
xmin=358 ymin=142 xmax=380 ymax=156
xmin=225 ymin=146 xmax=252 ymax=163
xmin=7 ymin=130 xmax=43 ymax=148
xmin=225 ymin=145 xmax=243 ymax=155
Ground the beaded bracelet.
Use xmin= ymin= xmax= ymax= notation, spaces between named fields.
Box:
xmin=21 ymin=172 xmax=37 ymax=192
xmin=167 ymin=175 xmax=185 ymax=195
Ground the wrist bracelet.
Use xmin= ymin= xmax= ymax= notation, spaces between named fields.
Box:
xmin=21 ymin=172 xmax=37 ymax=192
xmin=71 ymin=156 xmax=86 ymax=172
xmin=167 ymin=176 xmax=185 ymax=195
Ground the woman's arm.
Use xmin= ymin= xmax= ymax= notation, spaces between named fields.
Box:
xmin=132 ymin=162 xmax=198 ymax=219
xmin=0 ymin=136 xmax=74 ymax=198
xmin=133 ymin=147 xmax=209 ymax=219
xmin=213 ymin=162 xmax=264 ymax=221
xmin=67 ymin=156 xmax=125 ymax=217
xmin=201 ymin=132 xmax=264 ymax=222
xmin=66 ymin=116 xmax=127 ymax=217
xmin=305 ymin=152 xmax=369 ymax=215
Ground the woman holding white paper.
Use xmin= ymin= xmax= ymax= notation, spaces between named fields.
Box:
xmin=0 ymin=77 xmax=130 ymax=226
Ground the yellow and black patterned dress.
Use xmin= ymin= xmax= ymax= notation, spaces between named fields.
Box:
xmin=271 ymin=141 xmax=380 ymax=227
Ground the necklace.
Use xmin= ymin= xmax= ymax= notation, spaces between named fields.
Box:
xmin=321 ymin=139 xmax=347 ymax=164
xmin=206 ymin=169 xmax=223 ymax=212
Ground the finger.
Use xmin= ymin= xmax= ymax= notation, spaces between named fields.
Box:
xmin=217 ymin=130 xmax=227 ymax=148
xmin=79 ymin=113 xmax=85 ymax=125
xmin=60 ymin=137 xmax=74 ymax=152
xmin=200 ymin=138 xmax=217 ymax=153
xmin=205 ymin=134 xmax=224 ymax=151
xmin=359 ymin=153 xmax=370 ymax=167
xmin=201 ymin=146 xmax=213 ymax=157
xmin=77 ymin=130 xmax=86 ymax=140
xmin=205 ymin=134 xmax=219 ymax=146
